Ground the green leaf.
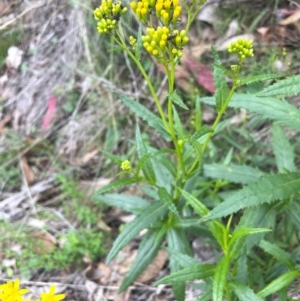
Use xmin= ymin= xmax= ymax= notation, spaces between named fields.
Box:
xmin=257 ymin=75 xmax=300 ymax=97
xmin=119 ymin=228 xmax=166 ymax=292
xmin=168 ymin=90 xmax=189 ymax=110
xmin=136 ymin=124 xmax=156 ymax=183
xmin=155 ymin=264 xmax=215 ymax=285
xmin=165 ymin=248 xmax=199 ymax=267
xmin=118 ymin=93 xmax=171 ymax=141
xmin=135 ymin=26 xmax=142 ymax=60
xmin=200 ymin=93 xmax=300 ymax=132
xmin=257 ymin=271 xmax=299 ymax=298
xmin=189 ymin=126 xmax=213 ymax=143
xmin=167 ymin=228 xmax=193 ymax=301
xmin=136 ymin=153 xmax=153 ymax=175
xmin=157 ymin=187 xmax=181 ymax=220
xmin=195 ymin=95 xmax=202 ymax=130
xmin=179 ymin=188 xmax=209 ymax=217
xmin=203 ymin=172 xmax=300 ymax=221
xmin=106 ymin=201 xmax=167 ymax=264
xmin=258 ymin=240 xmax=294 ymax=270
xmin=173 ymin=105 xmax=184 ymax=139
xmin=101 ymin=149 xmax=123 ymax=165
xmin=213 ymin=256 xmax=230 ymax=301
xmin=93 ymin=177 xmax=142 ymax=196
xmin=230 ymin=282 xmax=263 ymax=301
xmin=213 ymin=63 xmax=234 ymax=78
xmin=203 ymin=163 xmax=264 ymax=185
xmin=93 ymin=193 xmax=149 ymax=214
xmin=272 ymin=124 xmax=296 ymax=172
xmin=228 ymin=227 xmax=271 ymax=250
xmin=212 ymin=46 xmax=229 ymax=113
xmin=239 ymin=74 xmax=281 ymax=86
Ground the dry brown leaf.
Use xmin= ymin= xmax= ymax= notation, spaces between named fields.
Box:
xmin=0 ymin=114 xmax=11 ymax=134
xmin=137 ymin=250 xmax=168 ymax=283
xmin=278 ymin=9 xmax=300 ymax=25
xmin=20 ymin=157 xmax=35 ymax=184
xmin=0 ymin=1 xmax=11 ymax=16
xmin=84 ymin=262 xmax=112 ymax=284
xmin=69 ymin=149 xmax=98 ymax=166
xmin=31 ymin=231 xmax=57 ymax=254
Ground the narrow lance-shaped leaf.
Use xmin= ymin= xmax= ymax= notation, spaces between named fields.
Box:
xmin=203 ymin=163 xmax=264 ymax=185
xmin=189 ymin=125 xmax=213 ymax=142
xmin=200 ymin=93 xmax=300 ymax=132
xmin=119 ymin=228 xmax=166 ymax=292
xmin=258 ymin=240 xmax=295 ymax=270
xmin=202 ymin=172 xmax=300 ymax=221
xmin=212 ymin=46 xmax=229 ymax=112
xmin=118 ymin=93 xmax=171 ymax=141
xmin=158 ymin=187 xmax=181 ymax=220
xmin=173 ymin=105 xmax=184 ymax=139
xmin=93 ymin=177 xmax=142 ymax=196
xmin=101 ymin=149 xmax=123 ymax=165
xmin=168 ymin=90 xmax=189 ymax=110
xmin=93 ymin=193 xmax=149 ymax=214
xmin=213 ymin=256 xmax=230 ymax=301
xmin=106 ymin=201 xmax=167 ymax=264
xmin=239 ymin=73 xmax=281 ymax=86
xmin=257 ymin=74 xmax=300 ymax=97
xmin=257 ymin=270 xmax=300 ymax=298
xmin=272 ymin=124 xmax=296 ymax=173
xmin=229 ymin=282 xmax=263 ymax=301
xmin=136 ymin=124 xmax=156 ymax=183
xmin=155 ymin=264 xmax=215 ymax=285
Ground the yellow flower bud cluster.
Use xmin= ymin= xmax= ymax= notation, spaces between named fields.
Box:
xmin=121 ymin=160 xmax=132 ymax=171
xmin=141 ymin=27 xmax=189 ymax=60
xmin=129 ymin=36 xmax=137 ymax=50
xmin=94 ymin=0 xmax=127 ymax=34
xmin=130 ymin=0 xmax=182 ymax=26
xmin=227 ymin=38 xmax=254 ymax=61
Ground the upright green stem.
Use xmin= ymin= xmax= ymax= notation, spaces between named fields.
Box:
xmin=113 ymin=35 xmax=169 ymax=132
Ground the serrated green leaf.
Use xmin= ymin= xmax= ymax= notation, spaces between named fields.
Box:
xmin=157 ymin=187 xmax=181 ymax=220
xmin=179 ymin=188 xmax=209 ymax=217
xmin=165 ymin=247 xmax=199 ymax=267
xmin=155 ymin=264 xmax=215 ymax=285
xmin=203 ymin=172 xmax=300 ymax=221
xmin=203 ymin=163 xmax=264 ymax=185
xmin=119 ymin=228 xmax=166 ymax=292
xmin=257 ymin=75 xmax=300 ymax=97
xmin=212 ymin=47 xmax=229 ymax=113
xmin=93 ymin=177 xmax=142 ymax=196
xmin=239 ymin=74 xmax=281 ymax=86
xmin=101 ymin=149 xmax=123 ymax=165
xmin=286 ymin=201 xmax=300 ymax=231
xmin=167 ymin=228 xmax=193 ymax=301
xmin=168 ymin=90 xmax=189 ymax=110
xmin=235 ymin=252 xmax=248 ymax=285
xmin=136 ymin=153 xmax=153 ymax=175
xmin=257 ymin=271 xmax=299 ymax=298
xmin=93 ymin=193 xmax=149 ymax=214
xmin=230 ymin=282 xmax=263 ymax=301
xmin=106 ymin=201 xmax=167 ymax=264
xmin=118 ymin=93 xmax=171 ymax=141
xmin=173 ymin=105 xmax=184 ymax=139
xmin=209 ymin=221 xmax=227 ymax=251
xmin=272 ymin=124 xmax=296 ymax=173
xmin=213 ymin=63 xmax=234 ymax=78
xmin=200 ymin=93 xmax=300 ymax=132
xmin=228 ymin=227 xmax=271 ymax=250
xmin=135 ymin=26 xmax=142 ymax=59
xmin=258 ymin=240 xmax=294 ymax=270
xmin=213 ymin=256 xmax=230 ymax=301
xmin=136 ymin=124 xmax=156 ymax=183
xmin=189 ymin=126 xmax=213 ymax=143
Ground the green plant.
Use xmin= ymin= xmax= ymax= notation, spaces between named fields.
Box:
xmin=91 ymin=0 xmax=300 ymax=300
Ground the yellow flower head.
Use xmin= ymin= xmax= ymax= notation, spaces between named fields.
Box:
xmin=121 ymin=160 xmax=132 ymax=171
xmin=227 ymin=38 xmax=254 ymax=62
xmin=40 ymin=286 xmax=65 ymax=301
xmin=0 ymin=279 xmax=29 ymax=301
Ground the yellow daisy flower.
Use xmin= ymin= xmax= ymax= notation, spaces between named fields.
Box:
xmin=40 ymin=286 xmax=65 ymax=301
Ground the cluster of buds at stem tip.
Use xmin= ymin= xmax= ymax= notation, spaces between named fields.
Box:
xmin=94 ymin=0 xmax=127 ymax=34
xmin=142 ymin=27 xmax=189 ymax=61
xmin=227 ymin=38 xmax=254 ymax=62
xmin=130 ymin=0 xmax=182 ymax=26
